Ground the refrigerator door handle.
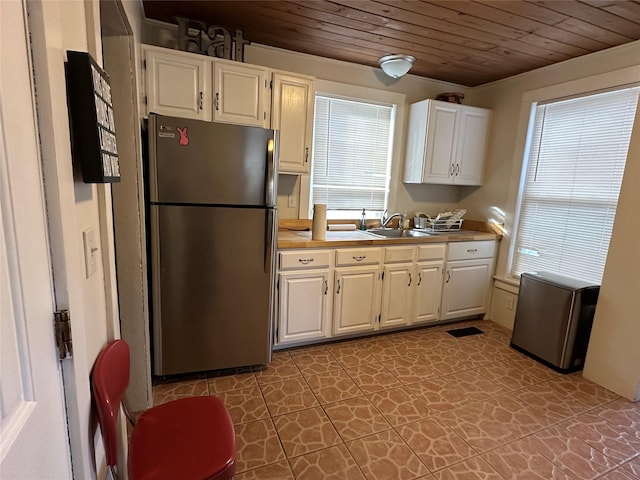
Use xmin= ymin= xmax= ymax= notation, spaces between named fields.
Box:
xmin=265 ymin=133 xmax=278 ymax=207
xmin=265 ymin=209 xmax=277 ymax=273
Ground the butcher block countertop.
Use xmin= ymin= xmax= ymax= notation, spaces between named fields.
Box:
xmin=278 ymin=228 xmax=499 ymax=249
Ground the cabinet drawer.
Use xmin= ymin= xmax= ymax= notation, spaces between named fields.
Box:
xmin=416 ymin=244 xmax=446 ymax=261
xmin=335 ymin=248 xmax=382 ymax=267
xmin=279 ymin=250 xmax=331 ymax=270
xmin=384 ymin=246 xmax=414 ymax=264
xmin=447 ymin=240 xmax=496 ymax=261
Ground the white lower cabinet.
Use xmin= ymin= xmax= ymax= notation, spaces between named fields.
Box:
xmin=276 ymin=250 xmax=332 ymax=346
xmin=333 ymin=265 xmax=381 ymax=336
xmin=413 ymin=261 xmax=444 ymax=324
xmin=380 ymin=246 xmax=414 ymax=329
xmin=412 ymin=244 xmax=446 ymax=325
xmin=332 ymin=248 xmax=382 ymax=336
xmin=276 ymin=240 xmax=494 ymax=347
xmin=277 ymin=270 xmax=330 ymax=343
xmin=440 ymin=241 xmax=496 ymax=321
xmin=380 ymin=264 xmax=414 ymax=328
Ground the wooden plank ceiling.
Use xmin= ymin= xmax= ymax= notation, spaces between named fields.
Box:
xmin=142 ymin=1 xmax=640 ymax=86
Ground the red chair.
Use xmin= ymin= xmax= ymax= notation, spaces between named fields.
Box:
xmin=91 ymin=339 xmax=236 ymax=480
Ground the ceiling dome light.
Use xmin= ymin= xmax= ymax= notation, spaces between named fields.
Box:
xmin=378 ymin=54 xmax=416 ymax=78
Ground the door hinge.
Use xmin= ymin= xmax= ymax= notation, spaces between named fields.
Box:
xmin=54 ymin=310 xmax=73 ymax=360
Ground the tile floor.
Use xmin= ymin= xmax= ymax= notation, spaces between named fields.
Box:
xmin=153 ymin=320 xmax=640 ymax=479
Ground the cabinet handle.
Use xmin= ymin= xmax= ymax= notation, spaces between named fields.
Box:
xmin=336 ymin=279 xmax=341 ymax=294
xmin=324 ymin=280 xmax=328 ymax=295
xmin=446 ymin=270 xmax=451 ymax=283
xmin=198 ymin=92 xmax=203 ymax=110
xmin=417 ymin=272 xmax=422 ymax=286
xmin=408 ymin=273 xmax=412 ymax=287
xmin=215 ymin=92 xmax=220 ymax=111
xmin=450 ymin=163 xmax=455 ymax=176
xmin=467 ymin=249 xmax=478 ymax=254
xmin=305 ymin=147 xmax=309 ymax=163
xmin=455 ymin=163 xmax=460 ymax=175
xmin=352 ymin=255 xmax=366 ymax=262
xmin=298 ymin=258 xmax=314 ymax=265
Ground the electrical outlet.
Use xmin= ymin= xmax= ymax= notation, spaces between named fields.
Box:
xmin=288 ymin=194 xmax=297 ymax=208
xmin=506 ymin=296 xmax=515 ymax=311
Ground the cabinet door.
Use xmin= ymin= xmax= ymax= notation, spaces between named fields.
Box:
xmin=213 ymin=61 xmax=269 ymax=127
xmin=277 ymin=270 xmax=330 ymax=344
xmin=380 ymin=264 xmax=414 ymax=329
xmin=423 ymin=101 xmax=458 ymax=184
xmin=333 ymin=266 xmax=381 ymax=336
xmin=145 ymin=48 xmax=211 ymax=120
xmin=413 ymin=261 xmax=443 ymax=325
xmin=441 ymin=258 xmax=492 ymax=321
xmin=454 ymin=106 xmax=491 ymax=185
xmin=272 ymin=73 xmax=314 ymax=174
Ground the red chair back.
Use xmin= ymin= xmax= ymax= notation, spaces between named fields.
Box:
xmin=91 ymin=339 xmax=130 ymax=467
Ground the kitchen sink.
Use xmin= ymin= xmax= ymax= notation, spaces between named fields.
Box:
xmin=366 ymin=228 xmax=431 ymax=238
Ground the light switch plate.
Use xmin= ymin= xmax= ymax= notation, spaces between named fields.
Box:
xmin=83 ymin=228 xmax=98 ymax=278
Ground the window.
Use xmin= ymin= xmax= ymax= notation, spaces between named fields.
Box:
xmin=310 ymin=95 xmax=395 ymax=218
xmin=511 ymin=86 xmax=639 ymax=283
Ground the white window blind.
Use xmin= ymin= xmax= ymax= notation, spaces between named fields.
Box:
xmin=311 ymin=95 xmax=393 ymax=213
xmin=512 ymin=86 xmax=639 ymax=284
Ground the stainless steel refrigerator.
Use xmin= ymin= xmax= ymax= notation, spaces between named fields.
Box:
xmin=147 ymin=114 xmax=278 ymax=376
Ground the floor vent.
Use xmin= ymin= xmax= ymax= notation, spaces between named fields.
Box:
xmin=447 ymin=326 xmax=484 ymax=338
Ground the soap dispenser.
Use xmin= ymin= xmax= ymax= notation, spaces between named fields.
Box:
xmin=401 ymin=212 xmax=410 ymax=230
xmin=360 ymin=208 xmax=367 ymax=230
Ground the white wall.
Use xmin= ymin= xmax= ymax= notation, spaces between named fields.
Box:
xmin=583 ymin=100 xmax=640 ymax=401
xmin=469 ymin=41 xmax=640 ymax=400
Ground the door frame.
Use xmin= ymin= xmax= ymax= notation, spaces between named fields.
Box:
xmin=25 ymin=1 xmax=123 ymax=477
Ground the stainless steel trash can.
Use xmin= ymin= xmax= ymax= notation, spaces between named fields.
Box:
xmin=510 ymin=271 xmax=600 ymax=373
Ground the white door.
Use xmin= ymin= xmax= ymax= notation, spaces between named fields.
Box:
xmin=413 ymin=261 xmax=444 ymax=324
xmin=277 ymin=270 xmax=330 ymax=344
xmin=144 ymin=47 xmax=212 ymax=121
xmin=213 ymin=61 xmax=269 ymax=127
xmin=333 ymin=267 xmax=380 ymax=336
xmin=424 ymin=102 xmax=458 ymax=183
xmin=272 ymin=73 xmax=314 ymax=173
xmin=380 ymin=264 xmax=414 ymax=329
xmin=0 ymin=1 xmax=72 ymax=478
xmin=454 ymin=106 xmax=490 ymax=186
xmin=441 ymin=258 xmax=492 ymax=321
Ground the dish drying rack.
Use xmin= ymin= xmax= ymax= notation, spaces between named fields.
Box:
xmin=415 ymin=209 xmax=466 ymax=232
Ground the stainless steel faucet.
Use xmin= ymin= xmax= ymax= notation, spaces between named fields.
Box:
xmin=381 ymin=211 xmax=403 ymax=229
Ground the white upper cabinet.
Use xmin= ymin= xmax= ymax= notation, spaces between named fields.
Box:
xmin=403 ymin=99 xmax=491 ymax=186
xmin=454 ymin=106 xmax=491 ymax=185
xmin=213 ymin=61 xmax=270 ymax=127
xmin=271 ymin=72 xmax=315 ymax=174
xmin=144 ymin=47 xmax=212 ymax=121
xmin=142 ymin=45 xmax=270 ymax=127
